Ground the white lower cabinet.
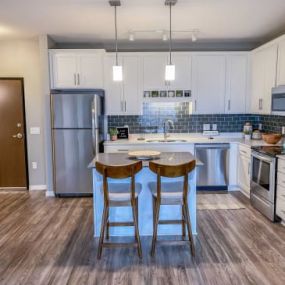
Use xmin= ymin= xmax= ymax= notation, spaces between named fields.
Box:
xmin=104 ymin=144 xmax=195 ymax=154
xmin=237 ymin=144 xmax=251 ymax=197
xmin=276 ymin=159 xmax=285 ymax=221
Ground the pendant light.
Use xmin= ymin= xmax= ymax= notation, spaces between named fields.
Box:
xmin=109 ymin=0 xmax=123 ymax=81
xmin=165 ymin=0 xmax=177 ymax=81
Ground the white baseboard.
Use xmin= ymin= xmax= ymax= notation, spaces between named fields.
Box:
xmin=45 ymin=191 xmax=55 ymax=197
xmin=29 ymin=185 xmax=47 ymax=191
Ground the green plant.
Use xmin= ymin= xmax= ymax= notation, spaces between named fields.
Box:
xmin=109 ymin=128 xmax=118 ymax=136
xmin=244 ymin=130 xmax=251 ymax=135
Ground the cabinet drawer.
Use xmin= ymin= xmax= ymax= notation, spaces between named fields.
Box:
xmin=276 ymin=195 xmax=285 ymax=220
xmin=239 ymin=144 xmax=251 ymax=158
xmin=278 ymin=158 xmax=285 ymax=174
xmin=277 ymin=171 xmax=285 ymax=188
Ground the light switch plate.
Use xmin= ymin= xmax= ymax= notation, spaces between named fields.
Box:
xmin=32 ymin=162 xmax=38 ymax=169
xmin=212 ymin=124 xmax=217 ymax=131
xmin=30 ymin=127 xmax=40 ymax=135
xmin=203 ymin=124 xmax=211 ymax=131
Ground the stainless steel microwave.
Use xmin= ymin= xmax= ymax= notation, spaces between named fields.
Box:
xmin=272 ymin=85 xmax=285 ymax=114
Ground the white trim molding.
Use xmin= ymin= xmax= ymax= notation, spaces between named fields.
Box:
xmin=29 ymin=185 xmax=47 ymax=191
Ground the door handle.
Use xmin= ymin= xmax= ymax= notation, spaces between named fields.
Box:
xmin=74 ymin=74 xmax=77 ymax=86
xmin=12 ymin=133 xmax=23 ymax=139
xmin=77 ymin=74 xmax=80 ymax=85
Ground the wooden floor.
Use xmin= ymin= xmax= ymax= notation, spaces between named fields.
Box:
xmin=0 ymin=191 xmax=285 ymax=285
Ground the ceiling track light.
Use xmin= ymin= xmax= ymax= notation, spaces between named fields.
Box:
xmin=109 ymin=0 xmax=123 ymax=82
xmin=165 ymin=0 xmax=177 ymax=81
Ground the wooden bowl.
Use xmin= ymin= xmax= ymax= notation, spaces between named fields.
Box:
xmin=262 ymin=133 xmax=282 ymax=144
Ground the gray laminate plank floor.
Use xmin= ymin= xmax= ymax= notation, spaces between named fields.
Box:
xmin=0 ymin=191 xmax=284 ymax=285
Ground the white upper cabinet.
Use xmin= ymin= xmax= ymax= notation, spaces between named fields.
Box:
xmin=49 ymin=50 xmax=104 ymax=89
xmin=250 ymin=44 xmax=278 ymax=114
xmin=277 ymin=37 xmax=285 ymax=86
xmin=104 ymin=54 xmax=142 ymax=115
xmin=225 ymin=55 xmax=248 ymax=113
xmin=192 ymin=55 xmax=226 ymax=114
xmin=143 ymin=54 xmax=168 ymax=90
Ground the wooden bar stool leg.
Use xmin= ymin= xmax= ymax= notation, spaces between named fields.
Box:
xmin=183 ymin=203 xmax=195 ymax=257
xmin=152 ymin=196 xmax=155 ymax=232
xmin=106 ymin=208 xmax=110 ymax=240
xmin=134 ymin=198 xmax=139 ymax=242
xmin=182 ymin=205 xmax=186 ymax=239
xmin=97 ymin=205 xmax=109 ymax=259
xmin=132 ymin=201 xmax=142 ymax=258
xmin=151 ymin=199 xmax=160 ymax=257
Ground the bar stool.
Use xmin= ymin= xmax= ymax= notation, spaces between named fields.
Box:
xmin=148 ymin=160 xmax=196 ymax=256
xmin=95 ymin=160 xmax=143 ymax=259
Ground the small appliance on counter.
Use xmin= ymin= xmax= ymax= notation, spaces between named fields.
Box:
xmin=243 ymin=122 xmax=252 ymax=140
xmin=250 ymin=145 xmax=285 ymax=221
xmin=252 ymin=130 xmax=262 ymax=140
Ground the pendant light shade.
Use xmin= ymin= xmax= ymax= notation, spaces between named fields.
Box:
xmin=165 ymin=64 xmax=175 ymax=81
xmin=165 ymin=0 xmax=177 ymax=81
xmin=113 ymin=65 xmax=123 ymax=81
xmin=109 ymin=1 xmax=123 ymax=82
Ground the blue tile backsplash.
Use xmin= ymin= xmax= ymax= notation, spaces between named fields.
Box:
xmin=108 ymin=102 xmax=285 ymax=134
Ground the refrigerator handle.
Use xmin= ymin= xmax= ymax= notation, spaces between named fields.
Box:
xmin=92 ymin=97 xmax=99 ymax=156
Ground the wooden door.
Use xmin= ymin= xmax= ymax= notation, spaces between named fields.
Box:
xmin=0 ymin=79 xmax=28 ymax=189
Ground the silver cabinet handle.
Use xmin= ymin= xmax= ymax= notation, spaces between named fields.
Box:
xmin=240 ymin=150 xmax=247 ymax=155
xmin=77 ymin=74 xmax=80 ymax=86
xmin=258 ymin=98 xmax=263 ymax=110
xmin=120 ymin=101 xmax=123 ymax=112
xmin=74 ymin=74 xmax=77 ymax=86
xmin=260 ymin=99 xmax=263 ymax=110
xmin=124 ymin=101 xmax=126 ymax=112
xmin=228 ymin=99 xmax=231 ymax=111
xmin=248 ymin=162 xmax=251 ymax=176
xmin=194 ymin=100 xmax=197 ymax=112
xmin=12 ymin=133 xmax=23 ymax=139
xmin=117 ymin=149 xmax=129 ymax=152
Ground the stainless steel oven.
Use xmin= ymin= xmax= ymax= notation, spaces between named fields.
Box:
xmin=250 ymin=151 xmax=276 ymax=221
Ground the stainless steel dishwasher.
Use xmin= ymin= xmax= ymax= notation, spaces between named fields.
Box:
xmin=195 ymin=143 xmax=230 ymax=190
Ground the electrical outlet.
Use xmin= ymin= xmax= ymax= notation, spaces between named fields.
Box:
xmin=212 ymin=124 xmax=217 ymax=131
xmin=32 ymin=162 xmax=38 ymax=169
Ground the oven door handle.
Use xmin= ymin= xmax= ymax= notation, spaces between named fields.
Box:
xmin=252 ymin=152 xmax=274 ymax=164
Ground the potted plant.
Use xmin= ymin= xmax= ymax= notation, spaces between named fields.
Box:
xmin=109 ymin=128 xmax=118 ymax=141
xmin=244 ymin=129 xmax=251 ymax=140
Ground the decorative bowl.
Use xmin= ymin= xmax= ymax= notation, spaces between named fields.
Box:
xmin=262 ymin=133 xmax=282 ymax=144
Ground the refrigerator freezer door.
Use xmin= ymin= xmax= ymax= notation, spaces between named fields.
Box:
xmin=52 ymin=93 xmax=94 ymax=129
xmin=53 ymin=129 xmax=93 ymax=195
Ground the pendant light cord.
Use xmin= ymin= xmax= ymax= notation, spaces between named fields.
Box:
xmin=115 ymin=5 xmax=118 ymax=66
xmin=169 ymin=3 xmax=172 ymax=65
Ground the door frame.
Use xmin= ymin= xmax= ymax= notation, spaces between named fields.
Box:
xmin=0 ymin=77 xmax=29 ymax=189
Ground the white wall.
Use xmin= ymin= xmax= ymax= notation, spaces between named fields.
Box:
xmin=0 ymin=39 xmax=46 ymax=187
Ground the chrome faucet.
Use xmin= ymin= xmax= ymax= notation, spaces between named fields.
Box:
xmin=163 ymin=119 xmax=174 ymax=140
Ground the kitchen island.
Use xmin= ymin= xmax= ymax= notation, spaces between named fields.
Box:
xmin=89 ymin=152 xmax=201 ymax=237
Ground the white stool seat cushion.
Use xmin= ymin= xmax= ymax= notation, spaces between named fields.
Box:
xmin=101 ymin=183 xmax=142 ymax=202
xmin=148 ymin=181 xmax=184 ymax=200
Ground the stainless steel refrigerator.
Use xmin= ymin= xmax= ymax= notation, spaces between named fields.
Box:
xmin=51 ymin=90 xmax=105 ymax=196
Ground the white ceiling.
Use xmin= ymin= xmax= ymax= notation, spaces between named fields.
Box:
xmin=1 ymin=0 xmax=285 ymax=49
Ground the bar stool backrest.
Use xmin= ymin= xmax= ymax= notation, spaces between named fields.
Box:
xmin=149 ymin=160 xmax=196 ymax=202
xmin=95 ymin=161 xmax=143 ymax=204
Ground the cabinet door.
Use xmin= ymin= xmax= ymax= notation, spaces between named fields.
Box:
xmin=168 ymin=54 xmax=192 ymax=90
xmin=238 ymin=154 xmax=251 ymax=196
xmin=50 ymin=52 xmax=77 ymax=89
xmin=263 ymin=45 xmax=278 ymax=114
xmin=192 ymin=55 xmax=226 ymax=114
xmin=277 ymin=38 xmax=285 ymax=86
xmin=143 ymin=54 xmax=168 ymax=90
xmin=225 ymin=55 xmax=247 ymax=113
xmin=103 ymin=56 xmax=124 ymax=115
xmin=77 ymin=53 xmax=104 ymax=88
xmin=251 ymin=50 xmax=264 ymax=113
xmin=123 ymin=56 xmax=142 ymax=115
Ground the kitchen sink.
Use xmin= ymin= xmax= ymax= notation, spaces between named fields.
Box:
xmin=146 ymin=139 xmax=188 ymax=143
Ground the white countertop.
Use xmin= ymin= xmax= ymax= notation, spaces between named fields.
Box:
xmin=104 ymin=132 xmax=281 ymax=148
